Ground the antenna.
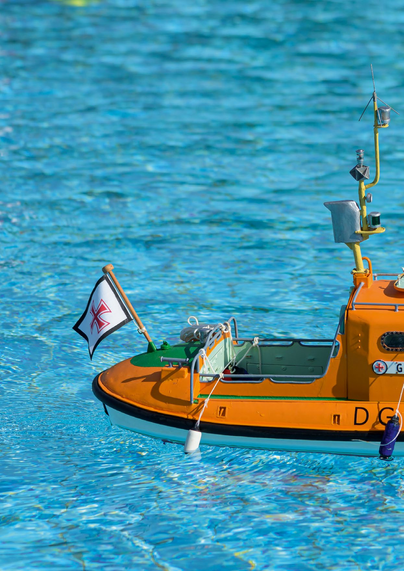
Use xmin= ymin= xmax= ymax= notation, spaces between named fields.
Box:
xmin=359 ymin=65 xmax=399 ymax=122
xmin=371 ymin=63 xmax=376 ymax=92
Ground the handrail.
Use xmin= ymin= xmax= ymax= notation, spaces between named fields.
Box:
xmin=189 ymin=319 xmax=234 ymax=403
xmin=226 ymin=316 xmax=239 ymax=339
xmin=234 ymin=337 xmax=335 ymax=345
xmin=352 ymin=302 xmax=404 ymax=312
xmin=190 ymin=349 xmax=204 ymax=403
xmin=351 ymin=281 xmax=364 ymax=310
xmin=351 ymin=278 xmax=404 ymax=311
xmin=192 ymin=320 xmax=342 ymax=390
xmin=374 ymin=273 xmax=398 ymax=279
xmin=161 ymin=357 xmax=189 ymax=366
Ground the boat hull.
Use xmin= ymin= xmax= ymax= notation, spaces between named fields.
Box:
xmin=93 ymin=376 xmax=404 ymax=457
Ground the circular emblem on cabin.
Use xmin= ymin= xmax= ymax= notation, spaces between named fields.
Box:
xmin=373 ymin=360 xmax=387 ymax=375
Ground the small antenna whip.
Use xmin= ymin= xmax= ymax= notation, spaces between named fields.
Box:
xmin=359 ymin=64 xmax=399 ymax=122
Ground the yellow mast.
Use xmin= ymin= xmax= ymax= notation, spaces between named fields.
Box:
xmin=358 ymin=94 xmax=388 ymax=230
xmin=349 ymin=71 xmax=390 ymax=274
xmin=325 ymin=69 xmax=396 ymax=280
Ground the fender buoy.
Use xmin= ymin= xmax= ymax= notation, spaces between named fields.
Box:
xmin=379 ymin=414 xmax=401 ymax=459
xmin=184 ymin=428 xmax=202 ymax=454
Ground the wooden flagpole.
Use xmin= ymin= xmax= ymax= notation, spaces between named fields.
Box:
xmin=102 ymin=264 xmax=156 ymax=352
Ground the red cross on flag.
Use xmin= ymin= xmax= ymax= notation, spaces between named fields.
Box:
xmin=73 ymin=275 xmax=132 ymax=359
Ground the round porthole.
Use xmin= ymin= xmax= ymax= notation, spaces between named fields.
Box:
xmin=380 ymin=331 xmax=404 ymax=352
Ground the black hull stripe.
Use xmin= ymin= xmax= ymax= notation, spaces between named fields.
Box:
xmin=92 ymin=375 xmax=402 ymax=443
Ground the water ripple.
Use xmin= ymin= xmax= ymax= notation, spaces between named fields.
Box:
xmin=2 ymin=0 xmax=404 ymax=569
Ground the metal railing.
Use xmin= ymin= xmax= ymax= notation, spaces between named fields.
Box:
xmin=188 ymin=317 xmax=238 ymax=403
xmin=188 ymin=319 xmax=342 ymax=399
xmin=374 ymin=273 xmax=399 ymax=280
xmin=233 ymin=337 xmax=336 ymax=346
xmin=161 ymin=357 xmax=189 ymax=366
xmin=352 ymin=280 xmax=404 ymax=312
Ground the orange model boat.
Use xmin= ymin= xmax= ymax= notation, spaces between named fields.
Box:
xmin=87 ymin=73 xmax=404 ymax=458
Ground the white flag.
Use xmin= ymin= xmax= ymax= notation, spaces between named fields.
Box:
xmin=73 ymin=275 xmax=132 ymax=359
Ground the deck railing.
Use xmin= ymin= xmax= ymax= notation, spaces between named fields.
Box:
xmin=188 ymin=317 xmax=342 ymax=402
xmin=352 ymin=281 xmax=404 ymax=312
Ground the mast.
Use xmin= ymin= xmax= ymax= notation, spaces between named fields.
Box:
xmin=325 ymin=66 xmax=397 ymax=282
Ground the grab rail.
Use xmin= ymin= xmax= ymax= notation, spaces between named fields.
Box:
xmin=161 ymin=357 xmax=189 ymax=366
xmin=352 ymin=280 xmax=404 ymax=311
xmin=373 ymin=273 xmax=398 ymax=281
xmin=351 ymin=281 xmax=364 ymax=310
xmin=189 ymin=319 xmax=342 ymax=396
xmin=233 ymin=337 xmax=335 ymax=345
xmin=226 ymin=316 xmax=239 ymax=339
xmin=353 ymin=302 xmax=404 ymax=312
xmin=188 ymin=318 xmax=236 ymax=403
xmin=374 ymin=273 xmax=399 ymax=280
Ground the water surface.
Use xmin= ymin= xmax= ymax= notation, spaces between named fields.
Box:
xmin=2 ymin=0 xmax=404 ymax=569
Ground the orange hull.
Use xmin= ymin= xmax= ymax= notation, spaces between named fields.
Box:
xmin=92 ymin=276 xmax=404 ymax=455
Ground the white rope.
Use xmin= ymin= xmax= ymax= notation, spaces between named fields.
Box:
xmin=195 ymin=348 xmax=223 ymax=428
xmin=195 ymin=334 xmax=258 ymax=429
xmin=200 ymin=349 xmax=217 ymax=375
xmin=195 ymin=377 xmax=222 ymax=428
xmin=232 ymin=336 xmax=260 ymax=370
xmin=194 ymin=323 xmax=239 ymax=428
xmin=219 ymin=322 xmax=231 ymax=334
xmin=396 ymin=380 xmax=404 ymax=415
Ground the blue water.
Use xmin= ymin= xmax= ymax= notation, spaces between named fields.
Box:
xmin=3 ymin=0 xmax=404 ymax=568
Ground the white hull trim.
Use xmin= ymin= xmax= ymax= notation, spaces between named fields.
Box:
xmin=106 ymin=406 xmax=401 ymax=457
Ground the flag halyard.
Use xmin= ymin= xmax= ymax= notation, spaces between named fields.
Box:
xmin=73 ymin=275 xmax=132 ymax=359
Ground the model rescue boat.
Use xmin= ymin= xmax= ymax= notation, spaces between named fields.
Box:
xmin=84 ymin=71 xmax=404 ymax=457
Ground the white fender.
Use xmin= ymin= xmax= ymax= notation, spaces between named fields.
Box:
xmin=184 ymin=429 xmax=202 ymax=454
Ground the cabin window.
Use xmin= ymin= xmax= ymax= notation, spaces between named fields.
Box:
xmin=381 ymin=332 xmax=404 ymax=352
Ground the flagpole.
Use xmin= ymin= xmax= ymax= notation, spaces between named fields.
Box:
xmin=102 ymin=264 xmax=157 ymax=352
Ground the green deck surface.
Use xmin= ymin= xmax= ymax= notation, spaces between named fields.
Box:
xmin=130 ymin=343 xmax=203 ymax=368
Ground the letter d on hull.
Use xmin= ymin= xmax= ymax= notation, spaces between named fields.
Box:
xmin=354 ymin=406 xmax=369 ymax=425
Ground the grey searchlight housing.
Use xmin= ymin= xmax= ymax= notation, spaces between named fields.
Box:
xmin=324 ymin=200 xmax=363 ymax=244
